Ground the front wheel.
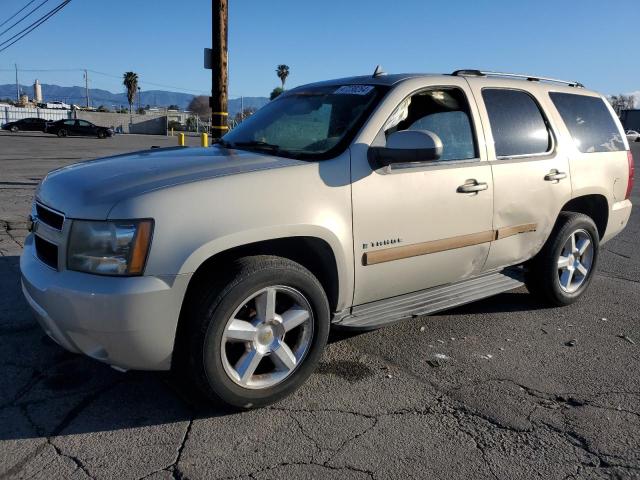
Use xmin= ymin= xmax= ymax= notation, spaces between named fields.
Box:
xmin=10 ymin=125 xmax=18 ymax=133
xmin=97 ymin=130 xmax=106 ymax=139
xmin=185 ymin=256 xmax=330 ymax=409
xmin=525 ymin=212 xmax=599 ymax=306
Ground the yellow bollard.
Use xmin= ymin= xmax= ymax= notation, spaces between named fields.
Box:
xmin=178 ymin=133 xmax=185 ymax=146
xmin=200 ymin=132 xmax=209 ymax=148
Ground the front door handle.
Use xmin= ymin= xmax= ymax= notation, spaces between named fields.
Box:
xmin=457 ymin=180 xmax=488 ymax=194
xmin=544 ymin=170 xmax=567 ymax=182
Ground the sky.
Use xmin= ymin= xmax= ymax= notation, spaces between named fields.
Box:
xmin=0 ymin=0 xmax=637 ymax=99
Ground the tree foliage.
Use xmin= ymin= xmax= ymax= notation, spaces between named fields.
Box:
xmin=276 ymin=64 xmax=290 ymax=89
xmin=270 ymin=87 xmax=283 ymax=100
xmin=123 ymin=72 xmax=139 ymax=114
xmin=608 ymin=94 xmax=635 ymax=116
xmin=188 ymin=95 xmax=212 ymax=119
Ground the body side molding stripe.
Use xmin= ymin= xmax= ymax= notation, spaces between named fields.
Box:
xmin=495 ymin=223 xmax=538 ymax=240
xmin=362 ymin=223 xmax=537 ymax=266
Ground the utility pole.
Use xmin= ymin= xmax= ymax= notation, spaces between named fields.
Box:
xmin=240 ymin=95 xmax=244 ymax=121
xmin=84 ymin=69 xmax=90 ymax=108
xmin=209 ymin=0 xmax=228 ymax=139
xmin=15 ymin=64 xmax=19 ymax=101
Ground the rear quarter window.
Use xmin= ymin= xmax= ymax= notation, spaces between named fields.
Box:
xmin=482 ymin=89 xmax=552 ymax=158
xmin=549 ymin=92 xmax=625 ymax=153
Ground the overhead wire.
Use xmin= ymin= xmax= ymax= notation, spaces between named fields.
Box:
xmin=0 ymin=0 xmax=39 ymax=29
xmin=0 ymin=0 xmax=50 ymax=38
xmin=0 ymin=0 xmax=71 ymax=53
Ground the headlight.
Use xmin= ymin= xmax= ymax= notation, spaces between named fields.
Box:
xmin=67 ymin=220 xmax=154 ymax=276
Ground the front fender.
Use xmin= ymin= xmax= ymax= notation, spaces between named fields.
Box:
xmin=179 ymin=224 xmax=353 ymax=311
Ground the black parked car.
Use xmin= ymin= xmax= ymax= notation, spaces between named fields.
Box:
xmin=2 ymin=117 xmax=50 ymax=133
xmin=46 ymin=119 xmax=113 ymax=139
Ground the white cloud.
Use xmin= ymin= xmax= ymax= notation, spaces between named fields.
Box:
xmin=628 ymin=91 xmax=640 ymax=108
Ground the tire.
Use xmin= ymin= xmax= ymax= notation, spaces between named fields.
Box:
xmin=10 ymin=125 xmax=18 ymax=133
xmin=525 ymin=212 xmax=599 ymax=306
xmin=185 ymin=255 xmax=330 ymax=409
xmin=57 ymin=129 xmax=67 ymax=138
xmin=97 ymin=130 xmax=106 ymax=139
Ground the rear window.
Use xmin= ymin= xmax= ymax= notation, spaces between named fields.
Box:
xmin=549 ymin=92 xmax=625 ymax=153
xmin=482 ymin=89 xmax=551 ymax=158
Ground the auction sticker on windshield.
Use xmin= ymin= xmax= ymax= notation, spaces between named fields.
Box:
xmin=334 ymin=85 xmax=374 ymax=95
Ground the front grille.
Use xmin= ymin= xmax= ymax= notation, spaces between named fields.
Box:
xmin=34 ymin=235 xmax=58 ymax=270
xmin=35 ymin=203 xmax=64 ymax=230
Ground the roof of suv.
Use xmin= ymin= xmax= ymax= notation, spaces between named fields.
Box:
xmin=296 ymin=70 xmax=597 ymax=96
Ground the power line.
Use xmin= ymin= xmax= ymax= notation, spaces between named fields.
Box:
xmin=0 ymin=65 xmax=246 ymax=98
xmin=0 ymin=0 xmax=50 ymax=39
xmin=0 ymin=0 xmax=38 ymax=29
xmin=87 ymin=69 xmax=209 ymax=95
xmin=0 ymin=0 xmax=70 ymax=53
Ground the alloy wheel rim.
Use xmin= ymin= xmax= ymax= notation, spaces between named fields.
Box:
xmin=220 ymin=285 xmax=314 ymax=390
xmin=557 ymin=229 xmax=594 ymax=293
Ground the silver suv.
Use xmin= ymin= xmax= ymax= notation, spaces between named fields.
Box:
xmin=21 ymin=69 xmax=634 ymax=408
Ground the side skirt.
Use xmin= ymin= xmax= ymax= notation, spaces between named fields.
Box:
xmin=333 ymin=268 xmax=524 ymax=330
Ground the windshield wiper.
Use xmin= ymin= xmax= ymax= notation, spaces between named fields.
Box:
xmin=230 ymin=140 xmax=282 ymax=151
xmin=215 ymin=139 xmax=305 ymax=159
xmin=214 ymin=139 xmax=234 ymax=148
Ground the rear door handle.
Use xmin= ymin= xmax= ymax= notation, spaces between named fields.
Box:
xmin=457 ymin=180 xmax=488 ymax=194
xmin=544 ymin=170 xmax=567 ymax=181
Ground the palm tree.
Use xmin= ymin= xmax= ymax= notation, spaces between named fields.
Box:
xmin=276 ymin=64 xmax=290 ymax=90
xmin=123 ymin=72 xmax=139 ymax=114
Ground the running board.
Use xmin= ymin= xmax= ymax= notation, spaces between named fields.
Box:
xmin=334 ymin=269 xmax=524 ymax=329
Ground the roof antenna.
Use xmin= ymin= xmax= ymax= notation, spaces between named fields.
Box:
xmin=372 ymin=65 xmax=386 ymax=78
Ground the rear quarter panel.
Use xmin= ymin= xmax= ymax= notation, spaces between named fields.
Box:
xmin=545 ymin=89 xmax=631 ymax=242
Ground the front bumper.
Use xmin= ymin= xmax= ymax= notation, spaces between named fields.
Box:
xmin=20 ymin=234 xmax=192 ymax=371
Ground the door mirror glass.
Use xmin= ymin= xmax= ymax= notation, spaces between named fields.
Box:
xmin=369 ymin=130 xmax=443 ymax=168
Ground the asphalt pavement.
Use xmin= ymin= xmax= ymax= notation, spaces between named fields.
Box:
xmin=1 ymin=131 xmax=639 ymax=480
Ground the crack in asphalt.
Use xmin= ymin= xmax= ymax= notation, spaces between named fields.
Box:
xmin=220 ymin=461 xmax=376 ymax=480
xmin=170 ymin=417 xmax=193 ymax=480
xmin=603 ymin=248 xmax=632 ymax=259
xmin=597 ymin=271 xmax=640 ymax=284
xmin=0 ymin=375 xmax=120 ymax=479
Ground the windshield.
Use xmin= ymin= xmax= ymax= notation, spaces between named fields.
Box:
xmin=221 ymin=84 xmax=387 ymax=159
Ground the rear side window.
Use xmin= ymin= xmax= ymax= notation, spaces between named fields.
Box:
xmin=549 ymin=92 xmax=625 ymax=153
xmin=482 ymin=89 xmax=551 ymax=158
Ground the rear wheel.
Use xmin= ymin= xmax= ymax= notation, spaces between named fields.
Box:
xmin=57 ymin=129 xmax=67 ymax=138
xmin=525 ymin=212 xmax=599 ymax=306
xmin=185 ymin=255 xmax=330 ymax=408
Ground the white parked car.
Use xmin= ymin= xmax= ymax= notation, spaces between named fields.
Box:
xmin=21 ymin=69 xmax=634 ymax=408
xmin=626 ymin=130 xmax=640 ymax=142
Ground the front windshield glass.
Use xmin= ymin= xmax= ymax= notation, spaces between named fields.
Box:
xmin=221 ymin=84 xmax=387 ymax=159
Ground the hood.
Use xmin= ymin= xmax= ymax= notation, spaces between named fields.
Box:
xmin=36 ymin=146 xmax=305 ymax=219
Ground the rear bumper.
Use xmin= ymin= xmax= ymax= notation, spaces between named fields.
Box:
xmin=20 ymin=234 xmax=191 ymax=371
xmin=602 ymin=199 xmax=632 ymax=244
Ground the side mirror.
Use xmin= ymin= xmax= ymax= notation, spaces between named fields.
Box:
xmin=368 ymin=130 xmax=443 ymax=168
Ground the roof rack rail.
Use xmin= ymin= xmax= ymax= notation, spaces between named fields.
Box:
xmin=451 ymin=69 xmax=584 ymax=88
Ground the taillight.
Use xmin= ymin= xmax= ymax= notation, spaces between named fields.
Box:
xmin=626 ymin=150 xmax=635 ymax=200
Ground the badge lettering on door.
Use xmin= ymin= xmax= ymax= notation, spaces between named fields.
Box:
xmin=363 ymin=238 xmax=402 ymax=250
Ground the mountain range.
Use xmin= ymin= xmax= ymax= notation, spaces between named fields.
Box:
xmin=0 ymin=83 xmax=269 ymax=116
